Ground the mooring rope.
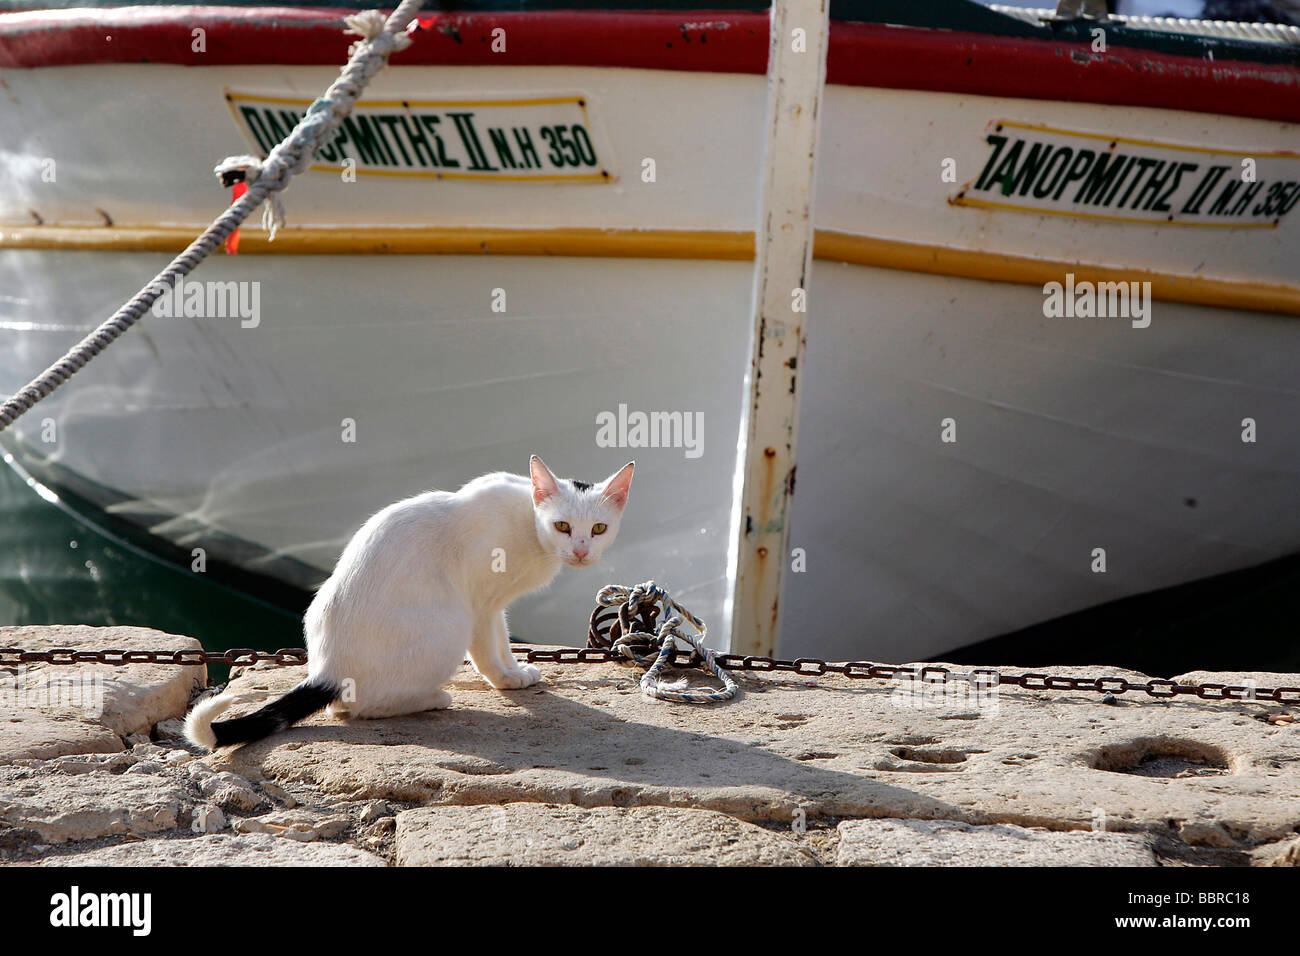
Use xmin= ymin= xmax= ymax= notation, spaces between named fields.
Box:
xmin=587 ymin=581 xmax=739 ymax=704
xmin=0 ymin=0 xmax=426 ymax=434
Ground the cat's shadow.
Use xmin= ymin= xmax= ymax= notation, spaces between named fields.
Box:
xmin=227 ymin=674 xmax=963 ymax=821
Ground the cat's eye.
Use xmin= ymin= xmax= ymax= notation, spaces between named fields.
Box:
xmin=591 ymin=523 xmax=608 ymax=535
xmin=554 ymin=521 xmax=571 ymax=534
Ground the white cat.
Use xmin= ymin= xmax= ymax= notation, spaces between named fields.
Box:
xmin=185 ymin=456 xmax=634 ymax=750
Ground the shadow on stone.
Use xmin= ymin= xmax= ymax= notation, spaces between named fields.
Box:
xmin=216 ymin=671 xmax=963 ymax=825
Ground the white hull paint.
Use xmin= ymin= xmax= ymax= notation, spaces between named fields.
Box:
xmin=0 ymin=248 xmax=752 ymax=645
xmin=783 ymin=263 xmax=1300 ymax=661
xmin=0 ymin=64 xmax=767 ymax=231
xmin=2 ymin=62 xmax=1297 ymax=659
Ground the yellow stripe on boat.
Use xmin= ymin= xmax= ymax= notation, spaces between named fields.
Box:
xmin=0 ymin=225 xmax=756 ymax=260
xmin=814 ymin=231 xmax=1300 ymax=318
xmin=3 ymin=224 xmax=1297 ymax=316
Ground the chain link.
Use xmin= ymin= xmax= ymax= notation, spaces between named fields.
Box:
xmin=0 ymin=647 xmax=308 ymax=668
xmin=524 ymin=647 xmax=1300 ymax=704
xmin=2 ymin=644 xmax=1296 ymax=705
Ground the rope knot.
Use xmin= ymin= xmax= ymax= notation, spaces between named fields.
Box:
xmin=213 ymin=154 xmax=289 ymax=241
xmin=344 ymin=10 xmax=414 ymax=57
xmin=343 ymin=9 xmax=387 ymax=40
xmin=213 ymin=155 xmax=263 ymax=188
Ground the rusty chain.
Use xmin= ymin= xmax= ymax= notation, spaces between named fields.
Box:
xmin=529 ymin=645 xmax=1300 ymax=704
xmin=0 ymin=647 xmax=308 ymax=668
xmin=2 ymin=644 xmax=1297 ymax=704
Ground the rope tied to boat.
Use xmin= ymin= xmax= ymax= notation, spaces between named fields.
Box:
xmin=212 ymin=10 xmax=414 ymax=240
xmin=0 ymin=0 xmax=426 ymax=434
xmin=587 ymin=581 xmax=739 ymax=704
xmin=213 ymin=155 xmax=285 ymax=240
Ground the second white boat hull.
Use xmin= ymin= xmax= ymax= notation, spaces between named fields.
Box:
xmin=781 ymin=261 xmax=1300 ymax=661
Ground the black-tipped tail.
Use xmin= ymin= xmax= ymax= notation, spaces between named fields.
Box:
xmin=210 ymin=679 xmax=340 ymax=747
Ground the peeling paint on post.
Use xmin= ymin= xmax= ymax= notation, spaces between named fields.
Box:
xmin=726 ymin=0 xmax=828 ymax=657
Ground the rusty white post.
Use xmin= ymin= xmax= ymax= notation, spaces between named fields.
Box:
xmin=726 ymin=0 xmax=829 ymax=656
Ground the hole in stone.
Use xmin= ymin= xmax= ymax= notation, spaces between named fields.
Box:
xmin=884 ymin=734 xmax=939 ymax=746
xmin=1092 ymin=738 xmax=1231 ymax=777
xmin=889 ymin=747 xmax=968 ymax=764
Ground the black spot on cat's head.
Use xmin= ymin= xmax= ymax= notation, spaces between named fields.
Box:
xmin=570 ymin=480 xmax=593 ymax=492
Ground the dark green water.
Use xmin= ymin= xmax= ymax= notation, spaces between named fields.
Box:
xmin=0 ymin=459 xmax=305 ymax=676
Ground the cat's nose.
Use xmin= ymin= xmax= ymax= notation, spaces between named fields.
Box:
xmin=573 ymin=546 xmax=589 ymax=560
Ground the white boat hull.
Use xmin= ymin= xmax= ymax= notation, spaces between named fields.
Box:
xmin=2 ymin=45 xmax=1298 ymax=659
xmin=0 ymin=248 xmax=753 ymax=645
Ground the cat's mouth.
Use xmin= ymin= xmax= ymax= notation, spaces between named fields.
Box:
xmin=565 ymin=555 xmax=592 ymax=568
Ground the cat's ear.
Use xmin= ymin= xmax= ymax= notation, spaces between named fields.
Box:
xmin=600 ymin=461 xmax=635 ymax=510
xmin=530 ymin=455 xmax=560 ymax=505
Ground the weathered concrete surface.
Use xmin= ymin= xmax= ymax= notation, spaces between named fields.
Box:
xmin=837 ymin=819 xmax=1157 ymax=866
xmin=233 ymin=809 xmax=353 ymax=841
xmin=0 ymin=746 xmax=396 ymax=862
xmin=396 ymin=804 xmax=817 ymax=866
xmin=0 ymin=764 xmax=187 ymax=843
xmin=199 ymin=771 xmax=268 ymax=814
xmin=39 ymin=833 xmax=386 ymax=867
xmin=208 ymin=654 xmax=1300 ymax=862
xmin=0 ymin=626 xmax=205 ymax=762
xmin=2 ymin=626 xmax=1296 ymax=866
xmin=1252 ymin=836 xmax=1300 ymax=867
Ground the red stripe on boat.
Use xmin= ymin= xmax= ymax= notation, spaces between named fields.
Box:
xmin=830 ymin=22 xmax=1300 ymax=124
xmin=0 ymin=7 xmax=1297 ymax=122
xmin=0 ymin=8 xmax=770 ymax=71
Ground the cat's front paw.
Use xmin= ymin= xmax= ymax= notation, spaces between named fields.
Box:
xmin=487 ymin=663 xmax=542 ymax=690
